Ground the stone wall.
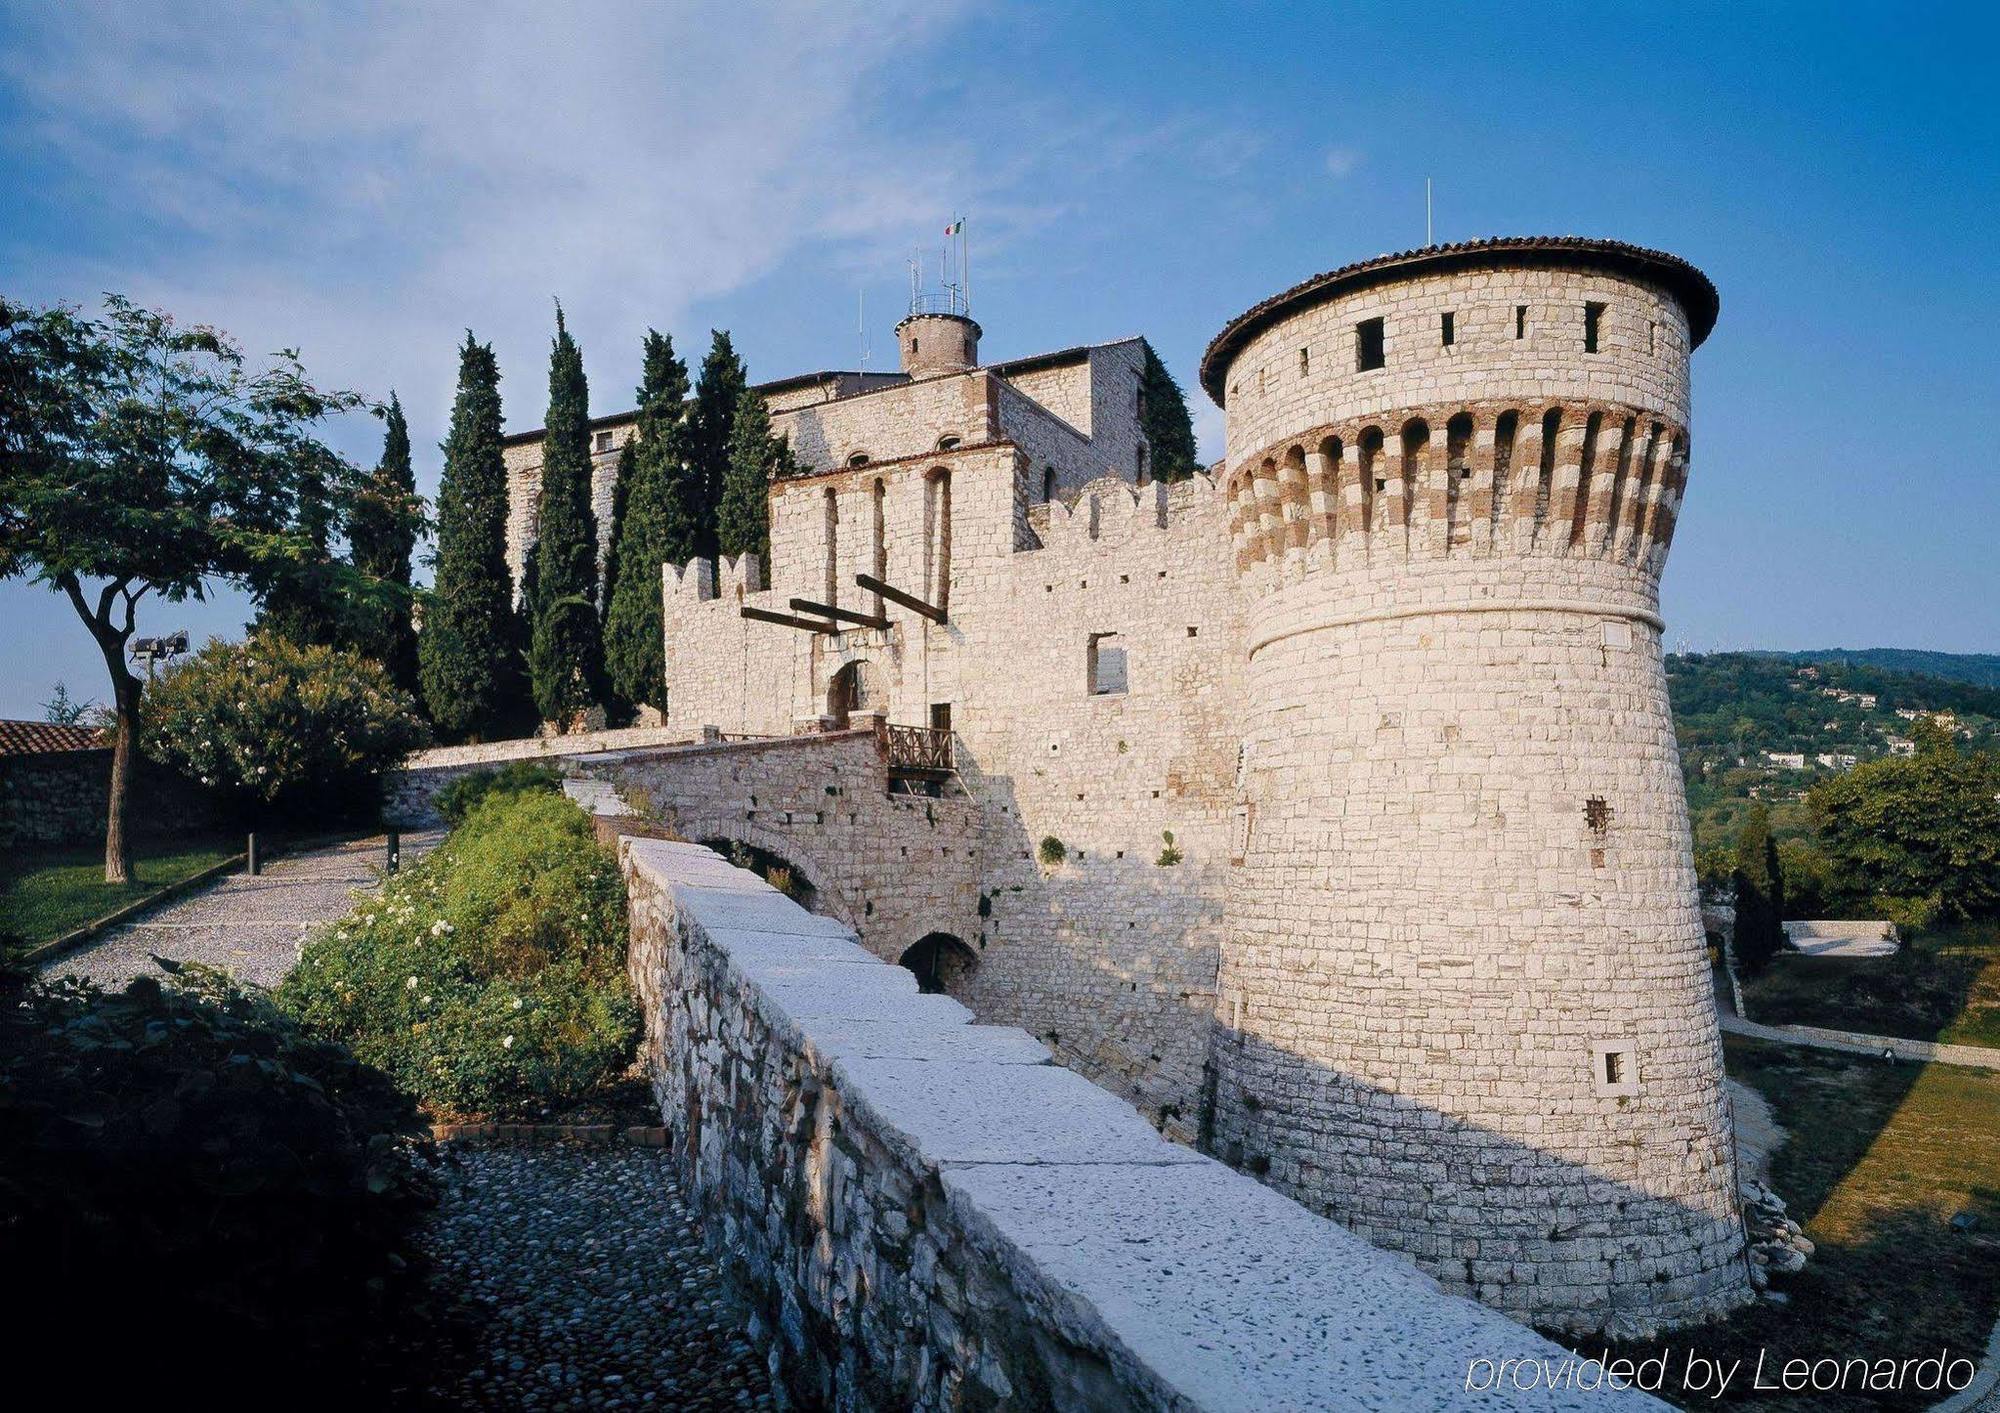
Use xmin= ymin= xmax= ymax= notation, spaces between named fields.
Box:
xmin=384 ymin=725 xmax=697 ymax=826
xmin=623 ymin=836 xmax=1645 ymax=1412
xmin=0 ymin=749 xmax=216 ymax=848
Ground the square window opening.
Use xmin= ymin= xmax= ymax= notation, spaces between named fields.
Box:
xmin=1355 ymin=317 xmax=1385 ymax=372
xmin=1087 ymin=632 xmax=1129 ymax=696
xmin=1584 ymin=301 xmax=1606 ymax=354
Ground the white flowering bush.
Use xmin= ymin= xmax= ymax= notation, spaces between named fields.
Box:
xmin=143 ymin=632 xmax=427 ymax=819
xmin=277 ymin=788 xmax=636 ymax=1115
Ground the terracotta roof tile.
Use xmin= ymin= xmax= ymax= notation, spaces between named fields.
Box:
xmin=0 ymin=719 xmax=110 ymax=757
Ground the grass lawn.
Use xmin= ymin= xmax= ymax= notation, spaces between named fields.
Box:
xmin=0 ymin=837 xmax=241 ymax=954
xmin=1743 ymin=922 xmax=2000 ymax=1049
xmin=1603 ymin=1036 xmax=2000 ymax=1410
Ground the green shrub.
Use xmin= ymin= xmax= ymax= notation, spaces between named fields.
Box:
xmin=280 ymin=788 xmax=637 ymax=1116
xmin=0 ymin=960 xmax=433 ymax=1400
xmin=144 ymin=631 xmax=428 ymax=822
xmin=1038 ymin=835 xmax=1066 ymax=867
xmin=1156 ymin=829 xmax=1183 ymax=866
xmin=431 ymin=759 xmax=561 ymax=826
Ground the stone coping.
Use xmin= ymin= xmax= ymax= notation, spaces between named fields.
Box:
xmin=432 ymin=1122 xmax=668 ymax=1147
xmin=626 ymin=836 xmax=1656 ymax=1410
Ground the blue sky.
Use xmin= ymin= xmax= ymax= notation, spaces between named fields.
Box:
xmin=2 ymin=1 xmax=1995 ymax=717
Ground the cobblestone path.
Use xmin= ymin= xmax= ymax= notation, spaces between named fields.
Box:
xmin=414 ymin=1145 xmax=774 ymax=1412
xmin=38 ymin=831 xmax=440 ymax=989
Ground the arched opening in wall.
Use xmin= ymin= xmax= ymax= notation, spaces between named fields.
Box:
xmin=870 ymin=478 xmax=887 ymax=617
xmin=1534 ymin=408 xmax=1562 ymax=542
xmin=1399 ymin=419 xmax=1429 ymax=534
xmin=1280 ymin=444 xmax=1308 ymax=553
xmin=1600 ymin=416 xmax=1637 ymax=555
xmin=1357 ymin=427 xmax=1383 ymax=533
xmin=826 ymin=659 xmax=877 ymax=729
xmin=1316 ymin=435 xmax=1342 ymax=542
xmin=1444 ymin=413 xmax=1473 ymax=549
xmin=847 ymin=451 xmax=872 ymax=469
xmin=1624 ymin=421 xmax=1663 ymax=559
xmin=1042 ymin=465 xmax=1058 ymax=503
xmin=899 ymin=932 xmax=978 ymax=996
xmin=1570 ymin=410 xmax=1604 ymax=548
xmin=1136 ymin=443 xmax=1150 ymax=485
xmin=924 ymin=467 xmax=952 ymax=611
xmin=823 ymin=486 xmax=840 ymax=604
xmin=937 ymin=435 xmax=961 ymax=451
xmin=701 ymin=838 xmax=819 ymax=913
xmin=1489 ymin=411 xmax=1519 ymax=538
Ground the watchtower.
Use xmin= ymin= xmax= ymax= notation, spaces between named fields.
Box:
xmin=1199 ymin=237 xmax=1751 ymax=1334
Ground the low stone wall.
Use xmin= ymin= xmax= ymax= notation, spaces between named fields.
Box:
xmin=624 ymin=837 xmax=1648 ymax=1411
xmin=383 ymin=726 xmax=698 ymax=825
xmin=0 ymin=749 xmax=217 ymax=848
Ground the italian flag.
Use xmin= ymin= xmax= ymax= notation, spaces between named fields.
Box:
xmin=944 ymin=220 xmax=962 ymax=236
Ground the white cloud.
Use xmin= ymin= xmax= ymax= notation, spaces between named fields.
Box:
xmin=0 ymin=0 xmax=1004 ymax=463
xmin=1323 ymin=146 xmax=1363 ymax=178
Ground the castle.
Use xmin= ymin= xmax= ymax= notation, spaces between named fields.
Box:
xmin=499 ymin=236 xmax=1754 ymax=1335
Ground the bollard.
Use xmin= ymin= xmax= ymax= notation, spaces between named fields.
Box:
xmin=247 ymin=831 xmax=260 ymax=876
xmin=386 ymin=830 xmax=401 ymax=875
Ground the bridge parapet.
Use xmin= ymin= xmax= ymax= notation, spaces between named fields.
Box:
xmin=624 ymin=837 xmax=1655 ymax=1411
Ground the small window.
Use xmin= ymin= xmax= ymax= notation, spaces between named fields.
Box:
xmin=1087 ymin=632 xmax=1128 ymax=696
xmin=937 ymin=435 xmax=961 ymax=451
xmin=1299 ymin=345 xmax=1310 ymax=377
xmin=1258 ymin=367 xmax=1267 ymax=394
xmin=1648 ymin=320 xmax=1658 ymax=355
xmin=594 ymin=430 xmax=614 ymax=453
xmin=1440 ymin=311 xmax=1455 ymax=347
xmin=1584 ymin=301 xmax=1606 ymax=354
xmin=847 ymin=451 xmax=871 ymax=468
xmin=1355 ymin=317 xmax=1385 ymax=372
xmin=1591 ymin=1040 xmax=1639 ymax=1097
xmin=1042 ymin=466 xmax=1058 ymax=502
xmin=910 ymin=337 xmax=919 ymax=357
xmin=1515 ymin=304 xmax=1527 ymax=339
xmin=1136 ymin=444 xmax=1149 ymax=483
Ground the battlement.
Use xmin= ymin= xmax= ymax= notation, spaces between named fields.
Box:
xmin=1021 ymin=472 xmax=1225 ymax=555
xmin=1223 ymin=397 xmax=1687 ymax=589
xmin=664 ymin=552 xmax=766 ymax=605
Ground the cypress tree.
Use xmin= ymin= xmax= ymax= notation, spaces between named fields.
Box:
xmin=1139 ymin=341 xmax=1201 ymax=482
xmin=1730 ymin=801 xmax=1787 ymax=975
xmin=717 ymin=390 xmax=777 ymax=566
xmin=347 ymin=392 xmax=421 ymax=693
xmin=602 ymin=330 xmax=697 ymax=715
xmin=526 ymin=305 xmax=603 ymax=729
xmin=419 ymin=334 xmax=523 ymax=740
xmin=687 ymin=330 xmax=749 ymax=557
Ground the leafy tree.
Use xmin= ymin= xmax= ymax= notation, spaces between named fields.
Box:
xmin=346 ymin=393 xmax=423 ymax=693
xmin=1806 ymin=721 xmax=2000 ymax=926
xmin=602 ymin=331 xmax=696 ymax=715
xmin=687 ymin=330 xmax=749 ymax=557
xmin=717 ymin=389 xmax=781 ymax=566
xmin=526 ymin=305 xmax=603 ymax=729
xmin=40 ymin=680 xmax=98 ymax=726
xmin=420 ymin=334 xmax=524 ymax=741
xmin=1139 ymin=341 xmax=1201 ymax=482
xmin=144 ymin=632 xmax=428 ymax=822
xmin=1731 ymin=801 xmax=1788 ymax=975
xmin=1 ymin=295 xmax=367 ymax=881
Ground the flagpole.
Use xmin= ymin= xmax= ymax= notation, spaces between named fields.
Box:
xmin=962 ymin=217 xmax=970 ymax=316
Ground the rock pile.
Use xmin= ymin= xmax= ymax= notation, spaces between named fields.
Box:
xmin=1740 ymin=1178 xmax=1815 ymax=1288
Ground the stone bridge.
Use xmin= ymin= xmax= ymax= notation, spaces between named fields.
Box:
xmin=388 ymin=726 xmax=985 ymax=980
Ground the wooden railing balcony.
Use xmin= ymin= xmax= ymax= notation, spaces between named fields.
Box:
xmin=884 ymin=724 xmax=954 ymax=776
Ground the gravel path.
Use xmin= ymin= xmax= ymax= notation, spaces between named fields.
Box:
xmin=416 ymin=1145 xmax=774 ymax=1411
xmin=38 ymin=830 xmax=442 ymax=989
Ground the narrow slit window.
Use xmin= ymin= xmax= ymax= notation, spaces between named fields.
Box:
xmin=1515 ymin=304 xmax=1527 ymax=339
xmin=1440 ymin=311 xmax=1455 ymax=347
xmin=1603 ymin=1050 xmax=1624 ymax=1086
xmin=1355 ymin=317 xmax=1385 ymax=372
xmin=1584 ymin=301 xmax=1606 ymax=354
xmin=1299 ymin=345 xmax=1310 ymax=377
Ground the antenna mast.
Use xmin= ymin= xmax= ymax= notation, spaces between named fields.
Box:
xmin=1426 ymin=178 xmax=1434 ymax=247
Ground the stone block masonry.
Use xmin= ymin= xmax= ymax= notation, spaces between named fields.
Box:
xmin=623 ymin=836 xmax=1656 ymax=1411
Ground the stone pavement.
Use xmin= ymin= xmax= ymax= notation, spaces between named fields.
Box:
xmin=39 ymin=831 xmax=442 ymax=990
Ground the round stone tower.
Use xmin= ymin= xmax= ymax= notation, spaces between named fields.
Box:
xmin=1199 ymin=237 xmax=1751 ymax=1336
xmin=895 ymin=311 xmax=981 ymax=379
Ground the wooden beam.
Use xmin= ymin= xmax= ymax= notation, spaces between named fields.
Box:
xmin=740 ymin=605 xmax=838 ymax=634
xmin=855 ymin=572 xmax=947 ymax=624
xmin=788 ymin=596 xmax=889 ymax=632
